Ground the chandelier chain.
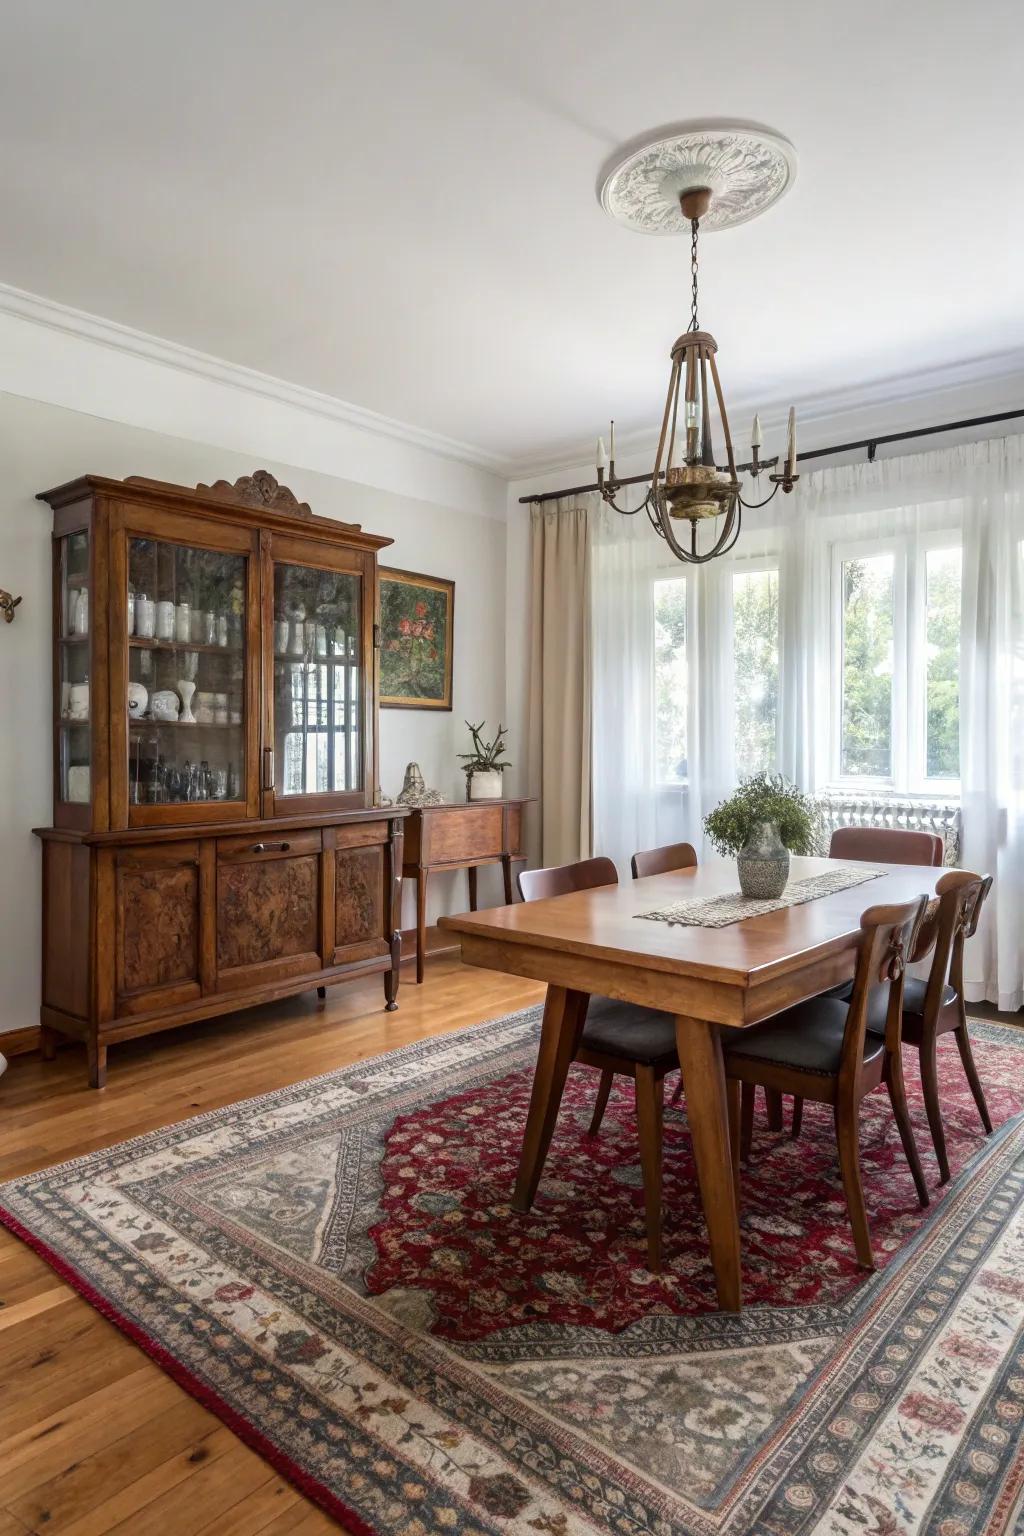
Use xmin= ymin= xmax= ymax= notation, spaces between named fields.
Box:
xmin=689 ymin=218 xmax=700 ymax=332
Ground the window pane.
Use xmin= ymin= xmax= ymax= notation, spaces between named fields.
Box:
xmin=654 ymin=577 xmax=687 ymax=783
xmin=273 ymin=562 xmax=362 ymax=796
xmin=840 ymin=553 xmax=894 ymax=777
xmin=733 ymin=568 xmax=779 ymax=779
xmin=925 ymin=546 xmax=961 ymax=779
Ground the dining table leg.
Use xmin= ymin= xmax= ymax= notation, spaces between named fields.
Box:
xmin=512 ymin=984 xmax=589 ymax=1212
xmin=675 ymin=1016 xmax=742 ymax=1312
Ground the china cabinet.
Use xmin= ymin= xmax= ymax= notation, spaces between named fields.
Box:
xmin=35 ymin=470 xmax=406 ymax=1086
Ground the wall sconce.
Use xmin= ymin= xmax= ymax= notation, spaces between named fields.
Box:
xmin=0 ymin=589 xmax=22 ymax=624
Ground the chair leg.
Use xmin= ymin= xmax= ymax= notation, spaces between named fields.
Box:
xmin=919 ymin=1033 xmax=951 ymax=1185
xmin=587 ymin=1068 xmax=615 ymax=1137
xmin=740 ymin=1082 xmax=755 ymax=1163
xmin=634 ymin=1066 xmax=664 ymax=1273
xmin=764 ymin=1088 xmax=784 ymax=1132
xmin=834 ymin=1102 xmax=874 ymax=1269
xmin=885 ymin=1052 xmax=930 ymax=1209
xmin=670 ymin=1072 xmax=685 ymax=1105
xmin=791 ymin=1096 xmax=804 ymax=1139
xmin=954 ymin=1024 xmax=994 ymax=1135
xmin=727 ymin=1078 xmax=741 ymax=1211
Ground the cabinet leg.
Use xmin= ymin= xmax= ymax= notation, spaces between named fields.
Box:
xmin=385 ymin=934 xmax=401 ymax=1012
xmin=316 ymin=986 xmax=327 ymax=1001
xmin=87 ymin=1038 xmax=108 ymax=1090
xmin=40 ymin=1024 xmax=58 ymax=1062
xmin=468 ymin=864 xmax=478 ymax=911
xmin=416 ymin=869 xmax=428 ymax=985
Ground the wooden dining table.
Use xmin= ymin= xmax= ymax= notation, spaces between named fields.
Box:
xmin=438 ymin=854 xmax=948 ymax=1312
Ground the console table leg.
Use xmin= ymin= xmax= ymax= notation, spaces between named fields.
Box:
xmin=468 ymin=864 xmax=478 ymax=911
xmin=501 ymin=853 xmax=514 ymax=904
xmin=416 ymin=869 xmax=428 ymax=984
xmin=316 ymin=986 xmax=327 ymax=1001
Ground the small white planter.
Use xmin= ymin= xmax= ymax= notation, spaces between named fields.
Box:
xmin=468 ymin=769 xmax=503 ymax=801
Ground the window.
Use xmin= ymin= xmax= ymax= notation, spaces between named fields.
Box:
xmin=832 ymin=537 xmax=961 ymax=790
xmin=733 ymin=566 xmax=779 ymax=778
xmin=654 ymin=577 xmax=687 ymax=783
xmin=839 ymin=551 xmax=895 ymax=778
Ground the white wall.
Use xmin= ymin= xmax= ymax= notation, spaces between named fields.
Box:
xmin=0 ymin=390 xmax=509 ymax=1043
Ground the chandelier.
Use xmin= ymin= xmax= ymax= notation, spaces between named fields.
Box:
xmin=596 ymin=126 xmax=799 ymax=564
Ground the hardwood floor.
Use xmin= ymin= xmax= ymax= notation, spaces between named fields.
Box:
xmin=0 ymin=956 xmax=545 ymax=1536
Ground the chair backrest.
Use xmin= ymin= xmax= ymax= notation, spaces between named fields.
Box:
xmin=630 ymin=842 xmax=698 ymax=879
xmin=517 ymin=855 xmax=618 ymax=903
xmin=920 ymin=869 xmax=992 ymax=1019
xmin=829 ymin=826 xmax=945 ymax=867
xmin=841 ymin=895 xmax=930 ymax=1088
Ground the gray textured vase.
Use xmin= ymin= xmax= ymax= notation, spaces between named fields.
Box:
xmin=737 ymin=820 xmax=790 ymax=898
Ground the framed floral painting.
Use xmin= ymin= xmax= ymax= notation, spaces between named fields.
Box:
xmin=378 ymin=567 xmax=454 ymax=710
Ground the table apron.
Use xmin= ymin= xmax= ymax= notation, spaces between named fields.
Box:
xmin=454 ymin=932 xmax=859 ymax=1026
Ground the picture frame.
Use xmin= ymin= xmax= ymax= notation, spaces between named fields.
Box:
xmin=378 ymin=566 xmax=455 ymax=710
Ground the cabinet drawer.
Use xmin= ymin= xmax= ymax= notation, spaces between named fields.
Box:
xmin=216 ymin=828 xmax=322 ymax=863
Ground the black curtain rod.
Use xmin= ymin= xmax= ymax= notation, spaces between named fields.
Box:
xmin=518 ymin=406 xmax=1024 ymax=505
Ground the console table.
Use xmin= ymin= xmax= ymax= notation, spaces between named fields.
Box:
xmin=402 ymin=799 xmax=533 ymax=983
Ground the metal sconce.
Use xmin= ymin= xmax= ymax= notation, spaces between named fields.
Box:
xmin=0 ymin=589 xmax=22 ymax=624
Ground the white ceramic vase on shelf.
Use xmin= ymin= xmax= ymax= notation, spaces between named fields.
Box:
xmin=468 ymin=769 xmax=503 ymax=801
xmin=177 ymin=680 xmax=197 ymax=724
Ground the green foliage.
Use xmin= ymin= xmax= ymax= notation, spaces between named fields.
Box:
xmin=703 ymin=772 xmax=816 ymax=857
xmin=654 ymin=578 xmax=688 ymax=782
xmin=840 ymin=556 xmax=894 ymax=776
xmin=733 ymin=569 xmax=779 ymax=777
xmin=458 ymin=720 xmax=512 ymax=776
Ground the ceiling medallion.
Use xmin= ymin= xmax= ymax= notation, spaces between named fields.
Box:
xmin=599 ymin=124 xmax=797 ymax=235
xmin=595 ymin=125 xmax=799 ymax=565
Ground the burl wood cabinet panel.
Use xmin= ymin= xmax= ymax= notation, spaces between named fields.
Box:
xmin=116 ymin=846 xmax=201 ymax=1011
xmin=335 ymin=843 xmax=386 ymax=956
xmin=35 ymin=469 xmax=407 ymax=1087
xmin=217 ymin=852 xmax=322 ymax=986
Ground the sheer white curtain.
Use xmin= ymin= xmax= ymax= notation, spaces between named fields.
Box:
xmin=589 ymin=435 xmax=1024 ymax=1006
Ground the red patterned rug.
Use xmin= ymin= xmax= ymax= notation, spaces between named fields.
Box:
xmin=2 ymin=1009 xmax=1024 ymax=1535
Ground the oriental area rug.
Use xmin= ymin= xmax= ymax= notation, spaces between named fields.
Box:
xmin=3 ymin=1010 xmax=1024 ymax=1536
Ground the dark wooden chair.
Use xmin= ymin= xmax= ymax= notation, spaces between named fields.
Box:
xmin=517 ymin=856 xmax=680 ymax=1271
xmin=829 ymin=826 xmax=945 ymax=867
xmin=725 ymin=895 xmax=931 ymax=1269
xmin=862 ymin=870 xmax=993 ymax=1184
xmin=785 ymin=825 xmax=948 ymax=1140
xmin=630 ymin=841 xmax=698 ymax=879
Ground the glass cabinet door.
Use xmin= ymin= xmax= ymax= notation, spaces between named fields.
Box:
xmin=268 ymin=557 xmax=365 ymax=810
xmin=124 ymin=537 xmax=249 ymax=814
xmin=56 ymin=528 xmax=92 ymax=812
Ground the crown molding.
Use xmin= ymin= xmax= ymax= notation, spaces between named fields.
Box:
xmin=0 ymin=280 xmax=508 ymax=477
xmin=506 ymin=348 xmax=1024 ymax=484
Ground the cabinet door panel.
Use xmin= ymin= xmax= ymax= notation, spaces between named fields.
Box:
xmin=216 ymin=851 xmax=321 ymax=990
xmin=115 ymin=844 xmax=202 ymax=1014
xmin=334 ymin=843 xmax=387 ymax=963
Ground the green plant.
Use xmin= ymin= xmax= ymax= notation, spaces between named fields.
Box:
xmin=703 ymin=772 xmax=816 ymax=858
xmin=458 ymin=721 xmax=512 ymax=778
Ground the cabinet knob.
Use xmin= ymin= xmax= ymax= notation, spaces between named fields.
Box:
xmin=250 ymin=840 xmax=290 ymax=854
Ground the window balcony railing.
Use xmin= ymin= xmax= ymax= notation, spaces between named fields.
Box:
xmin=814 ymin=792 xmax=962 ymax=865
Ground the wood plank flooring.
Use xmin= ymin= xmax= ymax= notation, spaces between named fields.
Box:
xmin=0 ymin=956 xmax=545 ymax=1536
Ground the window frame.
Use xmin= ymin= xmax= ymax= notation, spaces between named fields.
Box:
xmin=828 ymin=529 xmax=961 ymax=795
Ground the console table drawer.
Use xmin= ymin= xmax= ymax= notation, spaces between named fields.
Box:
xmin=421 ymin=804 xmax=503 ymax=864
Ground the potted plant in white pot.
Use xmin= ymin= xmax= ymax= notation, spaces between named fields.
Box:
xmin=703 ymin=772 xmax=817 ymax=898
xmin=459 ymin=721 xmax=511 ymax=802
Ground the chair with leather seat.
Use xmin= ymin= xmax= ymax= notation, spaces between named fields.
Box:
xmin=780 ymin=823 xmax=947 ymax=1139
xmin=517 ymin=856 xmax=681 ymax=1271
xmin=726 ymin=895 xmax=931 ymax=1269
xmin=630 ymin=841 xmax=698 ymax=879
xmin=865 ymin=870 xmax=993 ymax=1184
xmin=829 ymin=826 xmax=945 ymax=867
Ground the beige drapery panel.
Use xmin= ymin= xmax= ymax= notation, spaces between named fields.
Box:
xmin=527 ymin=496 xmax=594 ymax=866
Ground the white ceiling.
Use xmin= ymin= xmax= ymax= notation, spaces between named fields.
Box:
xmin=2 ymin=0 xmax=1022 ymax=475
